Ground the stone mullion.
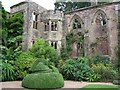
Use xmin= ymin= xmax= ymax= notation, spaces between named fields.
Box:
xmin=49 ymin=20 xmax=51 ymax=31
xmin=48 ymin=20 xmax=51 ymax=40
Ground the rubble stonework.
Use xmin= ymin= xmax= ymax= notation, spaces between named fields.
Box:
xmin=10 ymin=1 xmax=120 ymax=59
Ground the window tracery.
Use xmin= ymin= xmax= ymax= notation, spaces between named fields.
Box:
xmin=73 ymin=18 xmax=81 ymax=29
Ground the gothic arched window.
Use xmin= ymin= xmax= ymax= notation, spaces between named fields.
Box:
xmin=95 ymin=13 xmax=107 ymax=26
xmin=94 ymin=10 xmax=109 ymax=55
xmin=73 ymin=18 xmax=81 ymax=29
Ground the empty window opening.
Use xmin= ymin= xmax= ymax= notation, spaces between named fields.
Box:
xmin=51 ymin=22 xmax=58 ymax=31
xmin=55 ymin=42 xmax=57 ymax=49
xmin=51 ymin=22 xmax=54 ymax=31
xmin=33 ymin=12 xmax=38 ymax=29
xmin=44 ymin=22 xmax=49 ymax=31
xmin=50 ymin=41 xmax=57 ymax=49
xmin=96 ymin=13 xmax=107 ymax=26
xmin=73 ymin=18 xmax=81 ymax=29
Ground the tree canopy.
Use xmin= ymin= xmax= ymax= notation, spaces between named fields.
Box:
xmin=54 ymin=0 xmax=91 ymax=12
xmin=54 ymin=0 xmax=110 ymax=12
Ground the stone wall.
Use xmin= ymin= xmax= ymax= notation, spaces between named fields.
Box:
xmin=10 ymin=0 xmax=47 ymax=51
xmin=40 ymin=10 xmax=64 ymax=53
xmin=64 ymin=2 xmax=119 ymax=59
xmin=10 ymin=1 xmax=120 ymax=59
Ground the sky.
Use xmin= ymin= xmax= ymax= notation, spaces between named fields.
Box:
xmin=0 ymin=0 xmax=56 ymax=12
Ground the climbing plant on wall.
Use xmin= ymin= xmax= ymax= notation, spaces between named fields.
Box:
xmin=61 ymin=31 xmax=84 ymax=60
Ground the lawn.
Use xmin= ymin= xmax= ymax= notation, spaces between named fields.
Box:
xmin=80 ymin=84 xmax=120 ymax=90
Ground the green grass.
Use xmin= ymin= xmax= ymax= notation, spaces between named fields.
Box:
xmin=80 ymin=84 xmax=120 ymax=90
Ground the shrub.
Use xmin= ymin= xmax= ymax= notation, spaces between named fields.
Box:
xmin=61 ymin=59 xmax=75 ymax=80
xmin=14 ymin=52 xmax=35 ymax=80
xmin=22 ymin=72 xmax=64 ymax=89
xmin=22 ymin=59 xmax=64 ymax=89
xmin=1 ymin=61 xmax=15 ymax=81
xmin=87 ymin=54 xmax=109 ymax=67
xmin=29 ymin=39 xmax=58 ymax=66
xmin=60 ymin=57 xmax=91 ymax=81
xmin=91 ymin=63 xmax=117 ymax=82
xmin=57 ymin=59 xmax=64 ymax=71
xmin=86 ymin=73 xmax=101 ymax=82
xmin=30 ymin=62 xmax=52 ymax=73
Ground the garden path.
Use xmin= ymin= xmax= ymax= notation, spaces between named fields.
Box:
xmin=1 ymin=80 xmax=114 ymax=90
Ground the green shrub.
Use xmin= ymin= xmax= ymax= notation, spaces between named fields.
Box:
xmin=87 ymin=54 xmax=109 ymax=67
xmin=86 ymin=72 xmax=101 ymax=82
xmin=49 ymin=65 xmax=59 ymax=73
xmin=1 ymin=62 xmax=15 ymax=81
xmin=14 ymin=52 xmax=35 ymax=80
xmin=22 ymin=59 xmax=64 ymax=89
xmin=57 ymin=59 xmax=64 ymax=71
xmin=61 ymin=57 xmax=91 ymax=81
xmin=61 ymin=59 xmax=75 ymax=80
xmin=91 ymin=63 xmax=117 ymax=82
xmin=22 ymin=72 xmax=64 ymax=89
xmin=29 ymin=39 xmax=58 ymax=66
xmin=30 ymin=62 xmax=52 ymax=73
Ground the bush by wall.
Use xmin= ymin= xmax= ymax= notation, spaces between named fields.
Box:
xmin=91 ymin=63 xmax=117 ymax=82
xmin=60 ymin=57 xmax=91 ymax=81
xmin=29 ymin=39 xmax=58 ymax=66
xmin=14 ymin=52 xmax=35 ymax=80
xmin=1 ymin=61 xmax=15 ymax=81
xmin=87 ymin=54 xmax=109 ymax=67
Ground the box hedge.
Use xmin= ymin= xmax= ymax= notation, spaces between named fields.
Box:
xmin=22 ymin=72 xmax=64 ymax=89
xmin=22 ymin=59 xmax=64 ymax=89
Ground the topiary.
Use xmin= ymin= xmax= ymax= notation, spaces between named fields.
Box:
xmin=30 ymin=62 xmax=52 ymax=73
xmin=22 ymin=58 xmax=64 ymax=89
xmin=22 ymin=72 xmax=64 ymax=89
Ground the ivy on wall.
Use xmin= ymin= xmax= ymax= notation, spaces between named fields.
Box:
xmin=61 ymin=31 xmax=84 ymax=60
xmin=117 ymin=11 xmax=120 ymax=72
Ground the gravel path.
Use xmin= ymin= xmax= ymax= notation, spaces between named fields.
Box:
xmin=1 ymin=80 xmax=114 ymax=90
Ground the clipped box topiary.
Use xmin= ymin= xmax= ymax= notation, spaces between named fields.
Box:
xmin=22 ymin=59 xmax=64 ymax=89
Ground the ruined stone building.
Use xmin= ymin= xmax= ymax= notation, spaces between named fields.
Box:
xmin=10 ymin=0 xmax=120 ymax=59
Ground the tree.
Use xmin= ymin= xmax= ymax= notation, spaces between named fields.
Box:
xmin=29 ymin=39 xmax=59 ymax=66
xmin=7 ymin=12 xmax=23 ymax=38
xmin=54 ymin=0 xmax=91 ymax=12
xmin=0 ymin=1 xmax=24 ymax=81
xmin=0 ymin=1 xmax=7 ymax=28
xmin=54 ymin=0 xmax=110 ymax=12
xmin=1 ymin=12 xmax=23 ymax=49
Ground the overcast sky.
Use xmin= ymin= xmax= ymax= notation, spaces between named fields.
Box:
xmin=1 ymin=0 xmax=56 ymax=12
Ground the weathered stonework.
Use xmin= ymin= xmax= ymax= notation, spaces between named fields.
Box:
xmin=10 ymin=0 xmax=120 ymax=59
